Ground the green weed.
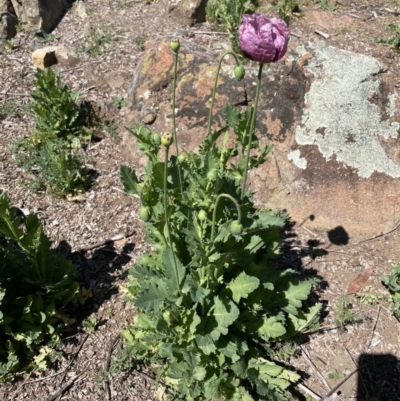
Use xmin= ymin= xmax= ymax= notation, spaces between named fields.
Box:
xmin=375 ymin=23 xmax=400 ymax=50
xmin=334 ymin=295 xmax=358 ymax=328
xmin=328 ymin=369 xmax=345 ymax=380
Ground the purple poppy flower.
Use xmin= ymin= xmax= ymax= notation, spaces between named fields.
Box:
xmin=239 ymin=14 xmax=290 ymax=63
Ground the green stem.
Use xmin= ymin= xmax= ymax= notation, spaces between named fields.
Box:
xmin=172 ymin=52 xmax=183 ymax=194
xmin=241 ymin=62 xmax=264 ymax=200
xmin=163 ymin=146 xmax=182 ymax=295
xmin=207 ymin=51 xmax=242 ymax=135
xmin=210 ymin=193 xmax=242 ymax=242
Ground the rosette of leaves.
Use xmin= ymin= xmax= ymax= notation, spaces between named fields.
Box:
xmin=120 ymin=109 xmax=321 ymax=400
xmin=10 ymin=68 xmax=92 ymax=196
xmin=0 ymin=192 xmax=79 ymax=382
xmin=382 ymin=264 xmax=400 ymax=320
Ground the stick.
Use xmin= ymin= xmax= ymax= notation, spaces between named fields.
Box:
xmin=352 ymin=220 xmax=400 ymax=246
xmin=45 ymin=370 xmax=87 ymax=401
xmin=320 ymin=368 xmax=359 ymax=401
xmin=79 ymin=231 xmax=135 ymax=252
xmin=300 ymin=345 xmax=331 ymax=392
xmin=297 ymin=383 xmax=321 ymax=400
xmin=23 ymin=370 xmax=66 ymax=384
xmin=104 ymin=335 xmax=120 ymax=401
xmin=58 ymin=333 xmax=89 ymax=385
xmin=366 ymin=305 xmax=381 ymax=352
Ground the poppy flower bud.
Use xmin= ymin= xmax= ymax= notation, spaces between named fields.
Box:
xmin=152 ymin=133 xmax=161 ymax=146
xmin=170 ymin=39 xmax=180 ymax=53
xmin=161 ymin=132 xmax=173 ymax=148
xmin=234 ymin=65 xmax=245 ymax=81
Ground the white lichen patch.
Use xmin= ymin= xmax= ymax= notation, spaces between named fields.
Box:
xmin=288 ymin=149 xmax=307 ymax=169
xmin=295 ymin=44 xmax=400 ymax=178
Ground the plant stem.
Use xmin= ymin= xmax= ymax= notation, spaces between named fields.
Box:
xmin=207 ymin=51 xmax=242 ymax=135
xmin=241 ymin=62 xmax=264 ymax=200
xmin=210 ymin=193 xmax=242 ymax=242
xmin=163 ymin=146 xmax=181 ymax=295
xmin=171 ymin=52 xmax=183 ymax=194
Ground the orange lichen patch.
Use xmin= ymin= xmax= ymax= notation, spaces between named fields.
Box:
xmin=193 ymin=64 xmax=221 ymax=98
xmin=261 ymin=111 xmax=284 ymax=136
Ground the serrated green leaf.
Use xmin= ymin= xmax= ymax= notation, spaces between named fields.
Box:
xmin=258 ymin=210 xmax=285 ymax=228
xmin=193 ymin=366 xmax=207 ymax=380
xmin=134 ymin=283 xmax=168 ymax=311
xmin=258 ymin=316 xmax=286 ymax=339
xmin=163 ymin=248 xmax=185 ymax=294
xmin=120 ymin=165 xmax=139 ymax=194
xmin=288 ymin=302 xmax=322 ymax=333
xmin=245 ymin=235 xmax=264 ymax=254
xmin=283 ymin=280 xmax=312 ymax=315
xmin=228 ymin=272 xmax=259 ymax=303
xmin=195 ymin=334 xmax=216 ymax=355
xmin=213 ymin=296 xmax=239 ymax=335
xmin=232 ymin=386 xmax=254 ymax=401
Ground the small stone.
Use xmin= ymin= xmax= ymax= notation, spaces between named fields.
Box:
xmin=32 ymin=47 xmax=57 ymax=69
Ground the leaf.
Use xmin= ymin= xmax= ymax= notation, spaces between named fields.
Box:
xmin=288 ymin=303 xmax=322 ymax=333
xmin=134 ymin=283 xmax=168 ymax=311
xmin=347 ymin=269 xmax=373 ymax=295
xmin=258 ymin=316 xmax=286 ymax=339
xmin=258 ymin=210 xmax=285 ymax=228
xmin=213 ymin=296 xmax=240 ymax=335
xmin=232 ymin=386 xmax=254 ymax=401
xmin=245 ymin=235 xmax=264 ymax=254
xmin=283 ymin=279 xmax=312 ymax=315
xmin=120 ymin=165 xmax=139 ymax=194
xmin=228 ymin=272 xmax=259 ymax=303
xmin=163 ymin=248 xmax=185 ymax=294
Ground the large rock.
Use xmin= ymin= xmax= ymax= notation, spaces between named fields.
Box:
xmin=162 ymin=0 xmax=208 ymax=26
xmin=0 ymin=0 xmax=17 ymax=46
xmin=10 ymin=0 xmax=72 ymax=32
xmin=124 ymin=37 xmax=400 ymax=241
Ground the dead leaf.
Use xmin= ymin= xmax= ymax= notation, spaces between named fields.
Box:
xmin=347 ymin=269 xmax=373 ymax=295
xmin=344 ymin=337 xmax=353 ymax=349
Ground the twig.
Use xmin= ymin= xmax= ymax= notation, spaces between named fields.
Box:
xmin=352 ymin=220 xmax=400 ymax=246
xmin=23 ymin=370 xmax=66 ymax=384
xmin=104 ymin=335 xmax=120 ymax=401
xmin=366 ymin=305 xmax=381 ymax=352
xmin=190 ymin=31 xmax=230 ymax=35
xmin=297 ymin=383 xmax=321 ymax=400
xmin=320 ymin=368 xmax=359 ymax=401
xmin=58 ymin=333 xmax=89 ymax=385
xmin=0 ymin=91 xmax=30 ymax=96
xmin=81 ymin=85 xmax=96 ymax=94
xmin=45 ymin=369 xmax=87 ymax=401
xmin=300 ymin=345 xmax=331 ymax=392
xmin=79 ymin=231 xmax=135 ymax=252
xmin=314 ymin=30 xmax=330 ymax=39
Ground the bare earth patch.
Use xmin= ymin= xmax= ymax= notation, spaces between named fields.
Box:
xmin=1 ymin=0 xmax=400 ymax=400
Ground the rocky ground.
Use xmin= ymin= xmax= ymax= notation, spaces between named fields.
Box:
xmin=1 ymin=0 xmax=400 ymax=400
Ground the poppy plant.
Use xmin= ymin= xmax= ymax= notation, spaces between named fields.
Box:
xmin=239 ymin=14 xmax=290 ymax=64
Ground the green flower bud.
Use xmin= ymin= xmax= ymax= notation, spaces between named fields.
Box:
xmin=161 ymin=132 xmax=173 ymax=148
xmin=170 ymin=39 xmax=180 ymax=53
xmin=178 ymin=154 xmax=186 ymax=163
xmin=234 ymin=65 xmax=245 ymax=81
xmin=207 ymin=169 xmax=217 ymax=181
xmin=230 ymin=220 xmax=243 ymax=235
xmin=152 ymin=133 xmax=161 ymax=146
xmin=139 ymin=206 xmax=150 ymax=222
xmin=198 ymin=210 xmax=206 ymax=221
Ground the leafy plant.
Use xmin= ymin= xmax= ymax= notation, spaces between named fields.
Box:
xmin=0 ymin=192 xmax=79 ymax=382
xmin=354 ymin=292 xmax=389 ymax=305
xmin=278 ymin=0 xmax=300 ymax=24
xmin=375 ymin=23 xmax=400 ymax=50
xmin=334 ymin=296 xmax=358 ymax=328
xmin=206 ymin=0 xmax=256 ymax=55
xmin=119 ymin=35 xmax=320 ymax=401
xmin=10 ymin=68 xmax=92 ymax=196
xmin=5 ymin=39 xmax=14 ymax=51
xmin=313 ymin=0 xmax=337 ymax=11
xmin=35 ymin=31 xmax=60 ymax=43
xmin=111 ymin=96 xmax=127 ymax=109
xmin=0 ymin=99 xmax=27 ymax=120
xmin=381 ymin=264 xmax=400 ymax=320
xmin=136 ymin=37 xmax=146 ymax=51
xmin=83 ymin=316 xmax=98 ymax=334
xmin=327 ymin=369 xmax=345 ymax=380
